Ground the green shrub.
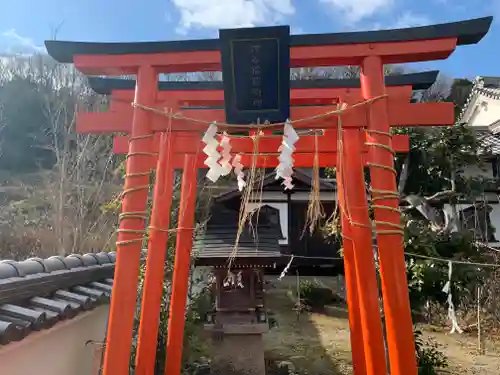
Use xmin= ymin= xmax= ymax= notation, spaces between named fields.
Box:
xmin=414 ymin=329 xmax=448 ymax=375
xmin=299 ymin=279 xmax=334 ymax=309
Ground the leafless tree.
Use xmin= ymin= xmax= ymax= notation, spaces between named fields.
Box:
xmin=0 ymin=55 xmax=121 ymax=257
xmin=41 ymin=64 xmax=121 ymax=254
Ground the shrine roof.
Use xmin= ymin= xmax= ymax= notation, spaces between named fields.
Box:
xmin=215 ymin=169 xmax=335 ymax=203
xmin=87 ymin=71 xmax=439 ymax=95
xmin=460 ymin=76 xmax=500 ymax=125
xmin=458 ymin=76 xmax=500 ymax=153
xmin=0 ymin=252 xmax=115 ymax=346
xmin=194 ymin=207 xmax=283 ymax=266
xmin=476 ymin=131 xmax=500 ymax=155
xmin=45 ymin=17 xmax=492 ymax=64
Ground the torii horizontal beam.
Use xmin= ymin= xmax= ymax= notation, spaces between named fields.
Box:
xmin=112 ymin=133 xmax=410 ymax=154
xmin=77 ymin=101 xmax=454 ymax=134
xmin=88 ymin=69 xmax=438 ymax=94
xmin=123 ymin=150 xmax=401 ymax=170
xmin=45 ymin=18 xmax=491 ymax=74
xmin=108 ymin=85 xmax=412 ymax=108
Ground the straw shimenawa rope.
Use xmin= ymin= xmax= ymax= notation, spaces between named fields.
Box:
xmin=131 ymin=95 xmax=387 ymax=130
xmin=115 ymin=108 xmax=201 ymax=247
xmin=228 ymin=128 xmax=267 ymax=270
xmin=365 ymin=127 xmax=406 ymax=236
xmin=115 ymin=131 xmax=157 ymax=247
xmin=302 ymin=130 xmax=325 ymax=238
xmin=123 ymin=94 xmax=398 ymax=261
xmin=332 ymin=99 xmax=405 ymax=251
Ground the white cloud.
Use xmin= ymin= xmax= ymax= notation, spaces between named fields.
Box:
xmin=319 ymin=0 xmax=395 ymax=23
xmin=172 ymin=0 xmax=295 ymax=33
xmin=1 ymin=29 xmax=45 ymax=54
xmin=291 ymin=26 xmax=305 ymax=34
xmin=368 ymin=12 xmax=431 ymax=32
xmin=391 ymin=12 xmax=431 ymax=28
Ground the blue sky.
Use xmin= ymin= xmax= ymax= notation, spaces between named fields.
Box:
xmin=0 ymin=0 xmax=498 ymax=79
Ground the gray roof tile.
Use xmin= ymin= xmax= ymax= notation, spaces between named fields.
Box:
xmin=0 ymin=252 xmax=115 ymax=346
xmin=194 ymin=207 xmax=283 ymax=266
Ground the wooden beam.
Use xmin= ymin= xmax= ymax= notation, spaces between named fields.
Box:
xmin=46 ymin=17 xmax=493 ymax=73
xmin=70 ymin=38 xmax=458 ymax=75
xmin=113 ymin=133 xmax=410 ymax=154
xmin=109 ymin=86 xmax=413 ymax=108
xmin=77 ymin=102 xmax=454 ymax=134
xmin=126 ymin=152 xmax=391 ymax=170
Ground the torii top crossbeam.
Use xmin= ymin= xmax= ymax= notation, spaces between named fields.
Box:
xmin=79 ymin=70 xmax=443 ymax=135
xmin=46 ymin=17 xmax=491 ymax=75
xmin=86 ymin=72 xmax=436 ymax=168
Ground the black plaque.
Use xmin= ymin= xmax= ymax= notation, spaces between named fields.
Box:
xmin=219 ymin=25 xmax=290 ymax=124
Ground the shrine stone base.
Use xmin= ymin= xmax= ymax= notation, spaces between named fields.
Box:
xmin=206 ymin=323 xmax=268 ymax=375
xmin=211 ymin=334 xmax=265 ymax=375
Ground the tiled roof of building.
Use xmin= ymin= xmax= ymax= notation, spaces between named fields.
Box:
xmin=215 ymin=169 xmax=335 ymax=203
xmin=476 ymin=131 xmax=500 ymax=155
xmin=194 ymin=207 xmax=283 ymax=267
xmin=0 ymin=251 xmax=115 ymax=346
xmin=459 ymin=76 xmax=500 ymax=124
xmin=457 ymin=76 xmax=500 ymax=155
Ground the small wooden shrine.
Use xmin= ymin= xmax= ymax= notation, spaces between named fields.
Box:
xmin=194 ymin=207 xmax=283 ymax=375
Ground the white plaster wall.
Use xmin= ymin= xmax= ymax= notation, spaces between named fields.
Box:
xmin=468 ymin=96 xmax=500 ymax=128
xmin=460 ymin=164 xmax=493 ymax=180
xmin=0 ymin=306 xmax=109 ymax=375
xmin=490 ymin=206 xmax=500 ymax=246
xmin=246 ymin=191 xmax=337 ymax=245
xmin=443 ymin=203 xmax=500 ymax=247
xmin=247 ymin=201 xmax=288 ymax=244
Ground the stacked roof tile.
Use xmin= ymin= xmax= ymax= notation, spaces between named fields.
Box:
xmin=194 ymin=206 xmax=283 ymax=267
xmin=459 ymin=76 xmax=500 ymax=124
xmin=476 ymin=131 xmax=500 ymax=154
xmin=0 ymin=252 xmax=115 ymax=345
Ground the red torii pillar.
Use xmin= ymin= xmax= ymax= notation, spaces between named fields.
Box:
xmin=336 ymin=177 xmax=366 ymax=375
xmin=165 ymin=151 xmax=198 ymax=375
xmin=102 ymin=66 xmax=158 ymax=375
xmin=362 ymin=57 xmax=416 ymax=373
xmin=135 ymin=130 xmax=175 ymax=375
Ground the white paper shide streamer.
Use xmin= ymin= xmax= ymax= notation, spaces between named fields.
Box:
xmin=202 ymin=122 xmax=223 ymax=182
xmin=278 ymin=255 xmax=294 ymax=281
xmin=276 ymin=120 xmax=299 ymax=190
xmin=219 ymin=133 xmax=233 ymax=176
xmin=232 ymin=154 xmax=246 ymax=191
xmin=442 ymin=260 xmax=463 ymax=334
xmin=223 ymin=270 xmax=244 ymax=288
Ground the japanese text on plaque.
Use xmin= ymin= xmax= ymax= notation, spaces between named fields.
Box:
xmin=250 ymin=44 xmax=263 ymax=109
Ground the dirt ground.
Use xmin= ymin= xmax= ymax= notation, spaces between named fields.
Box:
xmin=422 ymin=328 xmax=500 ymax=374
xmin=263 ymin=278 xmax=500 ymax=375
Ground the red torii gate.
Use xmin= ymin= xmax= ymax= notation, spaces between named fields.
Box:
xmin=45 ymin=16 xmax=492 ymax=375
xmin=102 ymin=79 xmax=414 ymax=375
xmin=83 ymin=75 xmax=420 ymax=375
